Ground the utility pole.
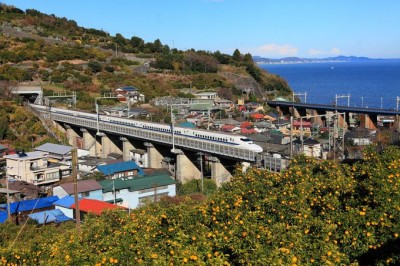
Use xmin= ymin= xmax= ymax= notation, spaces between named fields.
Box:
xmin=72 ymin=148 xmax=80 ymax=230
xmin=290 ymin=116 xmax=293 ymax=158
xmin=198 ymin=153 xmax=204 ymax=193
xmin=170 ymin=105 xmax=175 ymax=153
xmin=6 ymin=174 xmax=11 ymax=221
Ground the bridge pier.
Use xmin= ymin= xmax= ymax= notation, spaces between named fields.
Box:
xmin=395 ymin=115 xmax=400 ymax=132
xmin=175 ymin=150 xmax=202 ymax=184
xmin=309 ymin=109 xmax=324 ymax=126
xmin=81 ymin=129 xmax=99 ymax=157
xmin=359 ymin=114 xmax=377 ymax=130
xmin=65 ymin=125 xmax=79 ymax=147
xmin=101 ymin=134 xmax=122 ymax=158
xmin=121 ymin=137 xmax=135 ymax=161
xmin=54 ymin=121 xmax=64 ymax=133
xmin=209 ymin=156 xmax=232 ymax=187
xmin=144 ymin=142 xmax=164 ymax=168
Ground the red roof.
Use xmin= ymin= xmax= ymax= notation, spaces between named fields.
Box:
xmin=250 ymin=113 xmax=264 ymax=119
xmin=220 ymin=124 xmax=236 ymax=132
xmin=71 ymin=199 xmax=125 ymax=215
xmin=293 ymin=121 xmax=312 ymax=127
xmin=241 ymin=128 xmax=257 ymax=135
xmin=240 ymin=121 xmax=253 ymax=128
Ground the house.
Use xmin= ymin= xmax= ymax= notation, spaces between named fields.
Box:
xmin=53 ymin=179 xmax=103 ymax=200
xmin=0 ymin=187 xmax=21 ymax=203
xmin=6 ymin=180 xmax=45 ymax=200
xmin=71 ymin=198 xmax=126 ymax=220
xmin=245 ymin=102 xmax=264 ymax=112
xmin=194 ymin=92 xmax=218 ymax=100
xmin=250 ymin=113 xmax=264 ymax=121
xmin=103 ymin=106 xmax=150 ymax=118
xmin=77 ymin=156 xmax=111 ymax=173
xmin=214 ymin=99 xmax=233 ymax=110
xmin=53 ymin=195 xmax=80 ymax=219
xmin=115 ymin=86 xmax=145 ymax=103
xmin=130 ymin=149 xmax=147 ymax=168
xmin=220 ymin=124 xmax=241 ymax=133
xmin=34 ymin=143 xmax=88 ymax=166
xmin=5 ymin=151 xmax=70 ymax=186
xmin=96 ymin=161 xmax=145 ymax=179
xmin=28 ymin=209 xmax=71 ymax=225
xmin=241 ymin=128 xmax=258 ymax=135
xmin=99 ymin=173 xmax=176 ymax=209
xmin=264 ymin=113 xmax=279 ymax=122
xmin=0 ymin=211 xmax=7 ymax=223
xmin=293 ymin=138 xmax=322 ymax=158
xmin=1 ymin=196 xmax=59 ymax=224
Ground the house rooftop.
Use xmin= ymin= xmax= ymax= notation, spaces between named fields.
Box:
xmin=71 ymin=198 xmax=125 ymax=215
xmin=4 ymin=151 xmax=47 ymax=160
xmin=4 ymin=196 xmax=59 ymax=214
xmin=53 ymin=195 xmax=81 ymax=208
xmin=97 ymin=161 xmax=144 ymax=176
xmin=59 ymin=179 xmax=102 ymax=195
xmin=35 ymin=143 xmax=72 ymax=155
xmin=99 ymin=174 xmax=175 ymax=193
xmin=28 ymin=209 xmax=71 ymax=224
xmin=116 ymin=86 xmax=139 ymax=92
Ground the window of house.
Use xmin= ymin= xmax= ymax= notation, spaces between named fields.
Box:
xmin=80 ymin=191 xmax=90 ymax=197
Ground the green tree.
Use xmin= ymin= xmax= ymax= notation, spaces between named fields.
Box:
xmin=87 ymin=60 xmax=102 ymax=73
xmin=233 ymin=48 xmax=242 ymax=62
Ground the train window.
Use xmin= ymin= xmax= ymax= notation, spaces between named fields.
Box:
xmin=240 ymin=138 xmax=252 ymax=142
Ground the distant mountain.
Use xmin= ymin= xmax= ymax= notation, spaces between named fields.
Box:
xmin=253 ymin=55 xmax=397 ymax=64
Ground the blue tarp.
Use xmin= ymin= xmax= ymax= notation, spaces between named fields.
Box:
xmin=7 ymin=196 xmax=59 ymax=214
xmin=97 ymin=161 xmax=144 ymax=176
xmin=0 ymin=211 xmax=8 ymax=223
xmin=53 ymin=196 xmax=80 ymax=208
xmin=28 ymin=209 xmax=71 ymax=224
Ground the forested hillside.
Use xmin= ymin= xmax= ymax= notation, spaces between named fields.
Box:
xmin=0 ymin=3 xmax=291 ymax=106
xmin=0 ymin=145 xmax=399 ymax=265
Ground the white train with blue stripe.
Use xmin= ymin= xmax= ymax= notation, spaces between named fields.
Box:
xmin=31 ymin=104 xmax=263 ymax=153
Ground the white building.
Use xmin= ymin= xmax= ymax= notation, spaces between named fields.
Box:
xmin=195 ymin=92 xmax=218 ymax=100
xmin=99 ymin=174 xmax=176 ymax=209
xmin=5 ymin=151 xmax=70 ymax=186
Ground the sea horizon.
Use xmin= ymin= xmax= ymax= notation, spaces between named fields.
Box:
xmin=260 ymin=60 xmax=400 ymax=110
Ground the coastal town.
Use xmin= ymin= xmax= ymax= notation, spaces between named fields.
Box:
xmin=1 ymin=84 xmax=399 ymax=225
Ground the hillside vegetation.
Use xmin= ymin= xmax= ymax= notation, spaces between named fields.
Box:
xmin=0 ymin=3 xmax=291 ymax=105
xmin=0 ymin=145 xmax=399 ymax=265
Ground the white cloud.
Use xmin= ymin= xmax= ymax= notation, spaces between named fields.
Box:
xmin=330 ymin=47 xmax=341 ymax=55
xmin=308 ymin=49 xmax=326 ymax=56
xmin=307 ymin=47 xmax=342 ymax=57
xmin=254 ymin=43 xmax=298 ymax=57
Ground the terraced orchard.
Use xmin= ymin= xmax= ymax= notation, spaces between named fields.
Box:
xmin=1 ymin=145 xmax=399 ymax=265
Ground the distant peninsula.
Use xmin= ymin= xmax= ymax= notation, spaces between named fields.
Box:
xmin=253 ymin=55 xmax=400 ymax=64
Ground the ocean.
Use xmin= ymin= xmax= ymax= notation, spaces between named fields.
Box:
xmin=259 ymin=60 xmax=400 ymax=109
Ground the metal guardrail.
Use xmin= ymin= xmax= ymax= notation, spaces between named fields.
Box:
xmin=36 ymin=108 xmax=258 ymax=161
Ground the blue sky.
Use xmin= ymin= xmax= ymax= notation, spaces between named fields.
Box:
xmin=3 ymin=0 xmax=400 ymax=58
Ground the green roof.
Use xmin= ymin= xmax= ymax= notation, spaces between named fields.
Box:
xmin=189 ymin=103 xmax=214 ymax=111
xmin=99 ymin=174 xmax=175 ymax=193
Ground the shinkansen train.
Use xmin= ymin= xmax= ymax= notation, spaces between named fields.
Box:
xmin=31 ymin=104 xmax=263 ymax=153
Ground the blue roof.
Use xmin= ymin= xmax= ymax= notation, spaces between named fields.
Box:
xmin=119 ymin=86 xmax=139 ymax=92
xmin=97 ymin=161 xmax=144 ymax=176
xmin=7 ymin=196 xmax=59 ymax=214
xmin=53 ymin=196 xmax=80 ymax=208
xmin=28 ymin=209 xmax=72 ymax=224
xmin=0 ymin=211 xmax=7 ymax=223
xmin=178 ymin=121 xmax=196 ymax=128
